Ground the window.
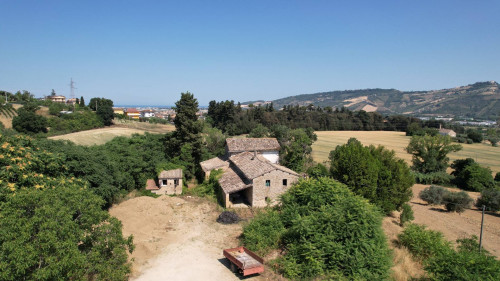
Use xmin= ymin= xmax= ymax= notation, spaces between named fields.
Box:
xmin=265 ymin=180 xmax=271 ymax=187
xmin=283 ymin=179 xmax=287 ymax=186
xmin=162 ymin=180 xmax=167 ymax=186
xmin=174 ymin=179 xmax=179 ymax=186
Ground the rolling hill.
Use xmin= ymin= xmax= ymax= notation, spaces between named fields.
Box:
xmin=254 ymin=81 xmax=500 ymax=118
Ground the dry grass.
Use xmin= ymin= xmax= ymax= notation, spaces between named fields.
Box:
xmin=312 ymin=131 xmax=500 ymax=174
xmin=49 ymin=121 xmax=174 ymax=146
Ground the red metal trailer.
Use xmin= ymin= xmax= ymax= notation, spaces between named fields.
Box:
xmin=223 ymin=246 xmax=264 ymax=276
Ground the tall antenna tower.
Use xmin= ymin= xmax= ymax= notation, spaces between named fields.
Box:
xmin=69 ymin=78 xmax=77 ymax=99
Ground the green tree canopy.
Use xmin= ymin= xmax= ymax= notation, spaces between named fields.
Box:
xmin=329 ymin=138 xmax=414 ymax=213
xmin=12 ymin=110 xmax=48 ymax=134
xmin=451 ymin=158 xmax=495 ymax=191
xmin=406 ymin=135 xmax=462 ymax=173
xmin=0 ymin=186 xmax=133 ymax=280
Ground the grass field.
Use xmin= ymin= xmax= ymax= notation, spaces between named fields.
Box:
xmin=49 ymin=121 xmax=174 ymax=146
xmin=312 ymin=131 xmax=500 ymax=174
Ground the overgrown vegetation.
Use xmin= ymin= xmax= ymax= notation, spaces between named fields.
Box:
xmin=419 ymin=185 xmax=449 ymax=205
xmin=0 ymin=133 xmax=133 ymax=280
xmin=399 ymin=224 xmax=500 ymax=280
xmin=476 ymin=188 xmax=500 ymax=212
xmin=399 ymin=203 xmax=414 ymax=226
xmin=451 ymin=158 xmax=495 ymax=192
xmin=242 ymin=178 xmax=392 ymax=280
xmin=329 ymin=138 xmax=414 ymax=214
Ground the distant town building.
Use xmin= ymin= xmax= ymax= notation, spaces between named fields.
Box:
xmin=66 ymin=98 xmax=77 ymax=105
xmin=46 ymin=95 xmax=66 ymax=103
xmin=141 ymin=109 xmax=155 ymax=118
xmin=438 ymin=125 xmax=457 ymax=138
xmin=113 ymin=107 xmax=124 ymax=115
xmin=125 ymin=108 xmax=140 ymax=119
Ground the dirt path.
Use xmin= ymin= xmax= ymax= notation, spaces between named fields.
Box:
xmin=409 ymin=184 xmax=500 ymax=257
xmin=109 ymin=196 xmax=267 ymax=281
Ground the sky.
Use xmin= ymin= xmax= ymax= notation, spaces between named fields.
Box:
xmin=1 ymin=0 xmax=499 ymax=106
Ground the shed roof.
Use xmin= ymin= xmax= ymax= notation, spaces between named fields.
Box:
xmin=226 ymin=138 xmax=280 ymax=153
xmin=200 ymin=156 xmax=229 ymax=172
xmin=159 ymin=168 xmax=183 ymax=179
xmin=439 ymin=129 xmax=455 ymax=134
xmin=145 ymin=179 xmax=159 ymax=190
xmin=218 ymin=167 xmax=251 ymax=194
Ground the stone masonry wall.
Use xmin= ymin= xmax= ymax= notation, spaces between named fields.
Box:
xmin=251 ymin=170 xmax=298 ymax=207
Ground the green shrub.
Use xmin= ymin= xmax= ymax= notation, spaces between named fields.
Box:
xmin=399 ymin=225 xmax=500 ymax=280
xmin=242 ymin=210 xmax=285 ymax=255
xmin=426 ymin=236 xmax=500 ymax=280
xmin=419 ymin=185 xmax=450 ymax=205
xmin=279 ymin=178 xmax=391 ymax=280
xmin=443 ymin=191 xmax=473 ymax=213
xmin=137 ymin=189 xmax=160 ymax=198
xmin=412 ymin=171 xmax=453 ymax=185
xmin=400 ymin=203 xmax=414 ymax=226
xmin=451 ymin=158 xmax=495 ymax=192
xmin=398 ymin=224 xmax=451 ymax=260
xmin=495 ymin=172 xmax=500 ymax=182
xmin=476 ymin=188 xmax=500 ymax=212
xmin=305 ymin=163 xmax=329 ymax=179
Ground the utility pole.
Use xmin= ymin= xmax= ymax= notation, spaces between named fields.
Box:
xmin=479 ymin=205 xmax=485 ymax=252
xmin=69 ymin=78 xmax=77 ymax=111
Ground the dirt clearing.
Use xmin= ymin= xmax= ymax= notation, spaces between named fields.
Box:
xmin=109 ymin=196 xmax=269 ymax=281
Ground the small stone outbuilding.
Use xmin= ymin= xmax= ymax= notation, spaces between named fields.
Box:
xmin=145 ymin=168 xmax=183 ymax=195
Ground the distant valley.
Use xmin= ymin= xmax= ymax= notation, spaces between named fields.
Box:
xmin=244 ymin=81 xmax=500 ymax=118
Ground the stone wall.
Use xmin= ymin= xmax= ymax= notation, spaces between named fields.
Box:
xmin=251 ymin=170 xmax=298 ymax=207
xmin=154 ymin=178 xmax=183 ymax=195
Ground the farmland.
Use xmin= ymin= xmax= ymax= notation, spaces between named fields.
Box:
xmin=312 ymin=131 xmax=500 ymax=174
xmin=49 ymin=121 xmax=174 ymax=146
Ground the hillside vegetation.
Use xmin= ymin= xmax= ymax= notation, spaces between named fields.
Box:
xmin=264 ymin=81 xmax=500 ymax=118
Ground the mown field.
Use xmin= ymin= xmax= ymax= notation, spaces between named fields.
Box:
xmin=312 ymin=131 xmax=500 ymax=174
xmin=49 ymin=121 xmax=174 ymax=146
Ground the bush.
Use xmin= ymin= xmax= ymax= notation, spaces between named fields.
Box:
xmin=451 ymin=158 xmax=495 ymax=192
xmin=398 ymin=224 xmax=451 ymax=260
xmin=443 ymin=191 xmax=473 ymax=213
xmin=467 ymin=130 xmax=483 ymax=143
xmin=242 ymin=210 xmax=285 ymax=255
xmin=305 ymin=163 xmax=329 ymax=179
xmin=419 ymin=185 xmax=450 ymax=205
xmin=329 ymin=138 xmax=414 ymax=214
xmin=400 ymin=203 xmax=414 ymax=226
xmin=495 ymin=172 xmax=500 ymax=182
xmin=242 ymin=178 xmax=392 ymax=280
xmin=412 ymin=171 xmax=453 ymax=185
xmin=399 ymin=224 xmax=500 ymax=280
xmin=12 ymin=110 xmax=48 ymax=134
xmin=476 ymin=188 xmax=500 ymax=212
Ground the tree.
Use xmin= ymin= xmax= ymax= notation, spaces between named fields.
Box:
xmin=329 ymin=138 xmax=414 ymax=214
xmin=0 ymin=186 xmax=134 ymax=280
xmin=51 ymin=89 xmax=56 ymax=96
xmin=406 ymin=135 xmax=462 ymax=173
xmin=467 ymin=130 xmax=483 ymax=143
xmin=247 ymin=124 xmax=270 ymax=138
xmin=96 ymin=103 xmax=114 ymax=126
xmin=476 ymin=188 xmax=500 ymax=212
xmin=80 ymin=96 xmax=85 ymax=107
xmin=89 ymin=97 xmax=113 ymax=111
xmin=451 ymin=158 xmax=495 ymax=191
xmin=12 ymin=110 xmax=48 ymax=134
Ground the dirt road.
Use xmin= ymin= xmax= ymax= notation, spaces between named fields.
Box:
xmin=109 ymin=195 xmax=266 ymax=281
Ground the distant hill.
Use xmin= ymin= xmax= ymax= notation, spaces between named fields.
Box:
xmin=246 ymin=81 xmax=500 ymax=118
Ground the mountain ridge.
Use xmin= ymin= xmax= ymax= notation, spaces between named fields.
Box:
xmin=244 ymin=81 xmax=500 ymax=118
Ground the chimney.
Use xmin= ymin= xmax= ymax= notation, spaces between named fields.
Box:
xmin=252 ymin=150 xmax=257 ymax=160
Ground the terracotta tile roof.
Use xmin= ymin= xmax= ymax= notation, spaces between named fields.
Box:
xmin=159 ymin=168 xmax=183 ymax=179
xmin=145 ymin=179 xmax=159 ymax=190
xmin=126 ymin=108 xmax=140 ymax=113
xmin=230 ymin=152 xmax=277 ymax=180
xmin=226 ymin=138 xmax=280 ymax=153
xmin=218 ymin=167 xmax=251 ymax=194
xmin=200 ymin=156 xmax=229 ymax=172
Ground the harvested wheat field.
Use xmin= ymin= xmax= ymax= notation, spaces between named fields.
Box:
xmin=49 ymin=122 xmax=174 ymax=146
xmin=408 ymin=184 xmax=500 ymax=257
xmin=109 ymin=195 xmax=279 ymax=281
xmin=312 ymin=131 xmax=500 ymax=174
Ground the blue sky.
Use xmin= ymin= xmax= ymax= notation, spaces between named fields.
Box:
xmin=1 ymin=0 xmax=499 ymax=106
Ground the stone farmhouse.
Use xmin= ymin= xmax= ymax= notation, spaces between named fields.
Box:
xmin=145 ymin=168 xmax=183 ymax=195
xmin=201 ymin=138 xmax=299 ymax=208
xmin=438 ymin=128 xmax=457 ymax=138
